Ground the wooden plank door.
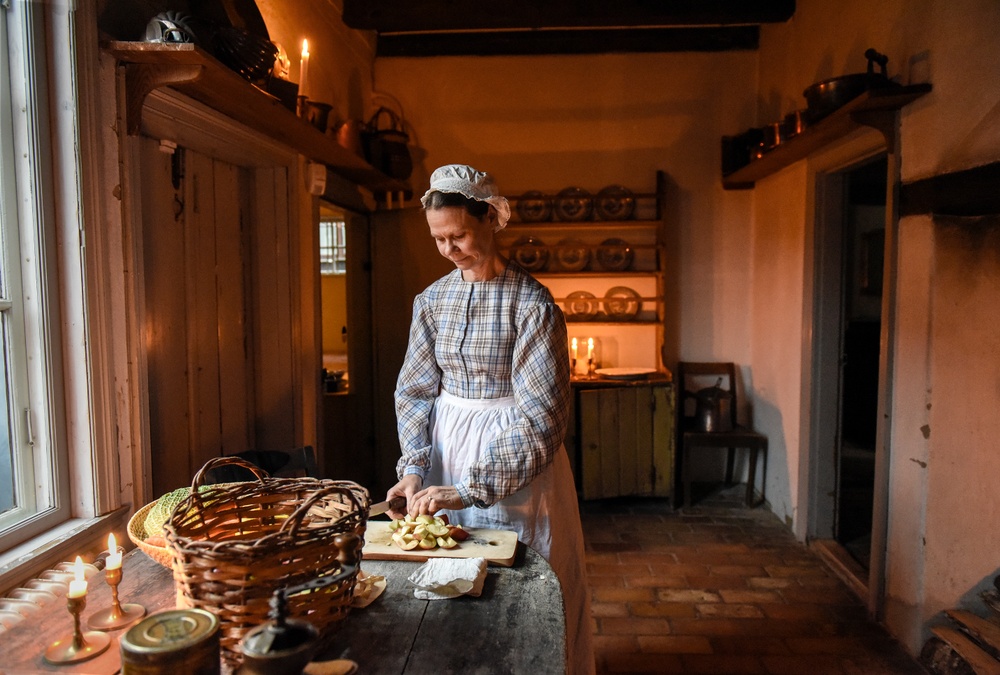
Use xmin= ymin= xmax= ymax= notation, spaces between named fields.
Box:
xmin=142 ymin=141 xmax=257 ymax=495
xmin=577 ymin=384 xmax=673 ymax=500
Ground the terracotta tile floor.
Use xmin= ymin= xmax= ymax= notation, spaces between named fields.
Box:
xmin=580 ymin=486 xmax=928 ymax=675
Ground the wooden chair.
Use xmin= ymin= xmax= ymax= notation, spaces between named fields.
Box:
xmin=676 ymin=362 xmax=767 ymax=508
xmin=205 ymin=446 xmax=318 ymax=483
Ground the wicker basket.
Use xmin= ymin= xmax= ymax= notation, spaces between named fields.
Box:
xmin=163 ymin=457 xmax=370 ymax=664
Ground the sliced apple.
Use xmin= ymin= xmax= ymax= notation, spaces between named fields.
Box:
xmin=436 ymin=536 xmax=458 ymax=549
xmin=426 ymin=523 xmax=449 ymax=537
xmin=448 ymin=526 xmax=470 ymax=542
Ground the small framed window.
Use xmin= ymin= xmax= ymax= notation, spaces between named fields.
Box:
xmin=319 ymin=218 xmax=346 ymax=275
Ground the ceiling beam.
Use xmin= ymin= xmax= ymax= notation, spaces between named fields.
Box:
xmin=375 ymin=26 xmax=759 ymax=57
xmin=343 ymin=0 xmax=795 ymax=33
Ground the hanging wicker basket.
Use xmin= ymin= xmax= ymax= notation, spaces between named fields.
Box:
xmin=162 ymin=456 xmax=370 ymax=665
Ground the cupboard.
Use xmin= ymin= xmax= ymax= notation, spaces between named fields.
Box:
xmin=497 ymin=173 xmax=674 ymax=500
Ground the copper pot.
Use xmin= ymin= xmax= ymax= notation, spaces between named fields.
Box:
xmin=803 ymin=48 xmax=897 ymax=122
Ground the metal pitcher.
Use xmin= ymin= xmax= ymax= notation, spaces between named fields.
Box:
xmin=695 ymin=378 xmax=733 ymax=432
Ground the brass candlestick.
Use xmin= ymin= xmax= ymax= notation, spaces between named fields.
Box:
xmin=587 ymin=358 xmax=596 ymax=378
xmin=571 ymin=358 xmax=577 ymax=378
xmin=87 ymin=556 xmax=146 ymax=631
xmin=44 ymin=593 xmax=111 ymax=664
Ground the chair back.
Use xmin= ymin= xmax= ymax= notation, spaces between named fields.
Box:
xmin=677 ymin=362 xmax=739 ymax=429
xmin=205 ymin=446 xmax=318 ymax=483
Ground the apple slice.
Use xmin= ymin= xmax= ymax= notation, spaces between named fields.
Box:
xmin=436 ymin=536 xmax=458 ymax=549
xmin=448 ymin=525 xmax=470 ymax=542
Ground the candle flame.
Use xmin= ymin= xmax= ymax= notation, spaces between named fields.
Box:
xmin=108 ymin=532 xmax=117 ymax=552
xmin=301 ymin=39 xmax=310 ymax=57
xmin=74 ymin=555 xmax=84 ymax=582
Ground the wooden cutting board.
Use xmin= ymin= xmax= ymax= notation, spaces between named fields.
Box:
xmin=361 ymin=521 xmax=519 ymax=567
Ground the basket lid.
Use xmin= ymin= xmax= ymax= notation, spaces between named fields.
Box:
xmin=122 ymin=608 xmax=219 ymax=655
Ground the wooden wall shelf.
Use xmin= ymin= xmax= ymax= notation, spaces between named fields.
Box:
xmin=722 ymin=83 xmax=932 ymax=190
xmin=103 ymin=41 xmax=411 ymax=196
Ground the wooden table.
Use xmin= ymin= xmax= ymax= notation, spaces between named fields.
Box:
xmin=0 ymin=546 xmax=565 ymax=674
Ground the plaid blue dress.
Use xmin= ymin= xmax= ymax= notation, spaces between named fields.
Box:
xmin=395 ymin=261 xmax=571 ymax=508
xmin=394 ymin=260 xmax=594 ymax=674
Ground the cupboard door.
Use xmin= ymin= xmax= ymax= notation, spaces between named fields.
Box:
xmin=651 ymin=385 xmax=675 ymax=497
xmin=577 ymin=384 xmax=673 ymax=500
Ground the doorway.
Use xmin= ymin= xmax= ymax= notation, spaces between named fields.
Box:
xmin=318 ymin=201 xmax=378 ymax=488
xmin=835 ymin=157 xmax=887 ymax=569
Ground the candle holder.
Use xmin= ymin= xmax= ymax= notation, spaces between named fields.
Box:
xmin=88 ymin=551 xmax=146 ymax=631
xmin=587 ymin=357 xmax=596 ymax=378
xmin=44 ymin=594 xmax=110 ymax=664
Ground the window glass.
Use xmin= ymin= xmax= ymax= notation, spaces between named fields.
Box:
xmin=319 ymin=218 xmax=346 ymax=275
xmin=0 ymin=0 xmax=73 ymax=548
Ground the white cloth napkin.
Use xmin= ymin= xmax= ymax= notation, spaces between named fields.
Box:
xmin=407 ymin=557 xmax=487 ymax=600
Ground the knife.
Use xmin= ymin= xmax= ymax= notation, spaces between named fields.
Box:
xmin=368 ymin=496 xmax=406 ymax=517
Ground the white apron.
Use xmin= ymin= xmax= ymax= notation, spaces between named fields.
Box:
xmin=426 ymin=389 xmax=595 ymax=675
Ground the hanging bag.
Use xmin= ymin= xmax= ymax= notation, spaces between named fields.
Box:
xmin=363 ymin=107 xmax=413 ymax=180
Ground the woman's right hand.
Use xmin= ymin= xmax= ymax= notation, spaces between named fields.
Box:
xmin=385 ymin=474 xmax=422 ymax=520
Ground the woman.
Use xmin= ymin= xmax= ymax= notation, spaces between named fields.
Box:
xmin=386 ymin=164 xmax=594 ymax=675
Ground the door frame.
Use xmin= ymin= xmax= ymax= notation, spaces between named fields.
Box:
xmin=802 ymin=128 xmax=899 ymax=618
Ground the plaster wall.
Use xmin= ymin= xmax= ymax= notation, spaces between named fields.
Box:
xmin=748 ymin=164 xmax=808 ymax=531
xmin=257 ymin=0 xmax=376 ymax=131
xmin=757 ymin=0 xmax=1000 ymax=653
xmin=373 ymin=51 xmax=759 ymax=371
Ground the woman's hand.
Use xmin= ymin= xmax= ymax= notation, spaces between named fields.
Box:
xmin=385 ymin=474 xmax=422 ymax=520
xmin=410 ymin=484 xmax=463 ymax=517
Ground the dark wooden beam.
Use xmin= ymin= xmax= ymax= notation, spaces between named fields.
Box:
xmin=900 ymin=161 xmax=1000 ymax=217
xmin=344 ymin=0 xmax=795 ymax=33
xmin=376 ymin=26 xmax=758 ymax=57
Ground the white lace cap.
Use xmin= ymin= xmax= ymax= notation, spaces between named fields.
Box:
xmin=420 ymin=164 xmax=511 ymax=231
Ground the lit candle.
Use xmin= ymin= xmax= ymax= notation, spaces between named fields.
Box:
xmin=587 ymin=337 xmax=594 ymax=361
xmin=68 ymin=556 xmax=87 ymax=598
xmin=299 ymin=39 xmax=310 ymax=99
xmin=571 ymin=337 xmax=578 ymax=360
xmin=106 ymin=533 xmax=122 ymax=570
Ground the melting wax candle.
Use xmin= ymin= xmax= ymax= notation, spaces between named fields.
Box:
xmin=106 ymin=533 xmax=122 ymax=570
xmin=299 ymin=39 xmax=310 ymax=99
xmin=571 ymin=337 xmax=578 ymax=360
xmin=68 ymin=556 xmax=87 ymax=598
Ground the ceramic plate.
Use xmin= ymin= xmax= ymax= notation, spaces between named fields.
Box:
xmin=564 ymin=291 xmax=598 ymax=321
xmin=555 ymin=238 xmax=590 ymax=272
xmin=595 ymin=185 xmax=636 ymax=220
xmin=515 ymin=191 xmax=552 ymax=223
xmin=553 ymin=187 xmax=593 ymax=222
xmin=511 ymin=236 xmax=549 ymax=272
xmin=603 ymin=286 xmax=642 ymax=319
xmin=351 ymin=570 xmax=387 ymax=609
xmin=596 ymin=367 xmax=657 ymax=381
xmin=596 ymin=238 xmax=634 ymax=271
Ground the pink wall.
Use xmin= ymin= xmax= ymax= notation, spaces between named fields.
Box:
xmin=757 ymin=0 xmax=1000 ymax=653
xmin=374 ymin=51 xmax=759 ymax=369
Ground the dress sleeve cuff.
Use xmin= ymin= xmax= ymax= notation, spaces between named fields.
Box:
xmin=403 ymin=466 xmax=426 ymax=482
xmin=454 ymin=482 xmax=479 ymax=509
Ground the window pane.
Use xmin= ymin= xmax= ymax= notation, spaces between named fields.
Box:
xmin=0 ymin=348 xmax=12 ymax=514
xmin=319 ymin=218 xmax=346 ymax=276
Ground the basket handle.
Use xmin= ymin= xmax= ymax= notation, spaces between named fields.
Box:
xmin=279 ymin=483 xmax=368 ymax=537
xmin=367 ymin=106 xmax=402 ymax=133
xmin=189 ymin=456 xmax=269 ymax=491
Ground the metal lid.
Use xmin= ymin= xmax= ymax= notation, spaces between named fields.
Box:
xmin=122 ymin=608 xmax=219 ymax=654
